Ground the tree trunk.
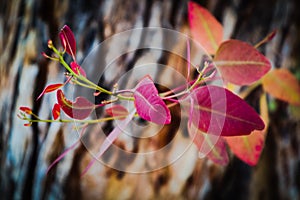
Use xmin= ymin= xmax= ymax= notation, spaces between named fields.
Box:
xmin=1 ymin=0 xmax=299 ymax=199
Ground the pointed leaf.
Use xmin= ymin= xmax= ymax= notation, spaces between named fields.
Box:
xmin=24 ymin=122 xmax=32 ymax=127
xmin=185 ymin=85 xmax=265 ymax=136
xmin=81 ymin=110 xmax=136 ymax=176
xmin=188 ymin=123 xmax=228 ymax=165
xmin=37 ymin=83 xmax=64 ymax=100
xmin=214 ymin=39 xmax=271 ymax=85
xmin=59 ymin=25 xmax=76 ymax=60
xmin=52 ymin=103 xmax=61 ymax=120
xmin=134 ymin=76 xmax=171 ymax=125
xmin=105 ymin=104 xmax=129 ymax=118
xmin=225 ymin=93 xmax=269 ymax=166
xmin=70 ymin=61 xmax=86 ymax=77
xmin=188 ymin=2 xmax=223 ymax=54
xmin=57 ymin=89 xmax=95 ymax=120
xmin=19 ymin=106 xmax=32 ymax=115
xmin=262 ymin=69 xmax=300 ymax=105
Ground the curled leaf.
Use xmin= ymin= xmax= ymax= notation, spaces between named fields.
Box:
xmin=20 ymin=106 xmax=32 ymax=115
xmin=59 ymin=25 xmax=76 ymax=60
xmin=188 ymin=1 xmax=223 ymax=54
xmin=262 ymin=69 xmax=300 ymax=106
xmin=52 ymin=103 xmax=61 ymax=120
xmin=70 ymin=62 xmax=86 ymax=77
xmin=134 ymin=76 xmax=171 ymax=125
xmin=37 ymin=83 xmax=64 ymax=100
xmin=214 ymin=39 xmax=271 ymax=85
xmin=57 ymin=89 xmax=95 ymax=120
xmin=185 ymin=85 xmax=265 ymax=136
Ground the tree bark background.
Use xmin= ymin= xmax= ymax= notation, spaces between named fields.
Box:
xmin=0 ymin=0 xmax=299 ymax=199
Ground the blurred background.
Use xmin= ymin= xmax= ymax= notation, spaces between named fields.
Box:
xmin=1 ymin=0 xmax=300 ymax=199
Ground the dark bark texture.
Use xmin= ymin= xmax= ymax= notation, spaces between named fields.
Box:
xmin=0 ymin=0 xmax=299 ymax=199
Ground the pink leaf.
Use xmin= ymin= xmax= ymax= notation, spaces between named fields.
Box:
xmin=70 ymin=61 xmax=87 ymax=77
xmin=59 ymin=25 xmax=76 ymax=60
xmin=37 ymin=83 xmax=64 ymax=100
xmin=105 ymin=104 xmax=129 ymax=119
xmin=214 ymin=39 xmax=271 ymax=85
xmin=185 ymin=85 xmax=265 ymax=136
xmin=188 ymin=123 xmax=228 ymax=165
xmin=188 ymin=2 xmax=223 ymax=54
xmin=52 ymin=103 xmax=61 ymax=120
xmin=81 ymin=110 xmax=136 ymax=176
xmin=225 ymin=93 xmax=269 ymax=166
xmin=134 ymin=76 xmax=171 ymax=125
xmin=57 ymin=89 xmax=95 ymax=120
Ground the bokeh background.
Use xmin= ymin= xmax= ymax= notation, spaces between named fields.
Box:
xmin=1 ymin=0 xmax=300 ymax=199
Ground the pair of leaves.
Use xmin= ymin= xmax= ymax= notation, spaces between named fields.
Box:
xmin=105 ymin=76 xmax=171 ymax=125
xmin=188 ymin=2 xmax=271 ymax=86
xmin=56 ymin=89 xmax=95 ymax=120
xmin=133 ymin=76 xmax=171 ymax=125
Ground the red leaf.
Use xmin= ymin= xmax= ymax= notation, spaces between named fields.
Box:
xmin=225 ymin=93 xmax=269 ymax=166
xmin=59 ymin=25 xmax=76 ymax=60
xmin=37 ymin=83 xmax=64 ymax=100
xmin=214 ymin=39 xmax=271 ymax=85
xmin=57 ymin=89 xmax=95 ymax=120
xmin=262 ymin=69 xmax=300 ymax=106
xmin=188 ymin=123 xmax=228 ymax=165
xmin=70 ymin=61 xmax=86 ymax=77
xmin=185 ymin=85 xmax=265 ymax=136
xmin=24 ymin=122 xmax=32 ymax=127
xmin=188 ymin=2 xmax=223 ymax=54
xmin=52 ymin=103 xmax=61 ymax=120
xmin=133 ymin=76 xmax=171 ymax=125
xmin=105 ymin=105 xmax=129 ymax=118
xmin=20 ymin=106 xmax=32 ymax=115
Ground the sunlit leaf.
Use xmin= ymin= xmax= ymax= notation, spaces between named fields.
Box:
xmin=188 ymin=123 xmax=228 ymax=165
xmin=105 ymin=104 xmax=129 ymax=118
xmin=81 ymin=110 xmax=136 ymax=176
xmin=70 ymin=61 xmax=86 ymax=77
xmin=225 ymin=93 xmax=269 ymax=166
xmin=59 ymin=25 xmax=76 ymax=60
xmin=188 ymin=1 xmax=223 ymax=54
xmin=185 ymin=85 xmax=265 ymax=136
xmin=37 ymin=83 xmax=64 ymax=100
xmin=134 ymin=76 xmax=171 ymax=125
xmin=52 ymin=103 xmax=61 ymax=120
xmin=214 ymin=39 xmax=271 ymax=85
xmin=57 ymin=89 xmax=95 ymax=120
xmin=262 ymin=69 xmax=300 ymax=105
